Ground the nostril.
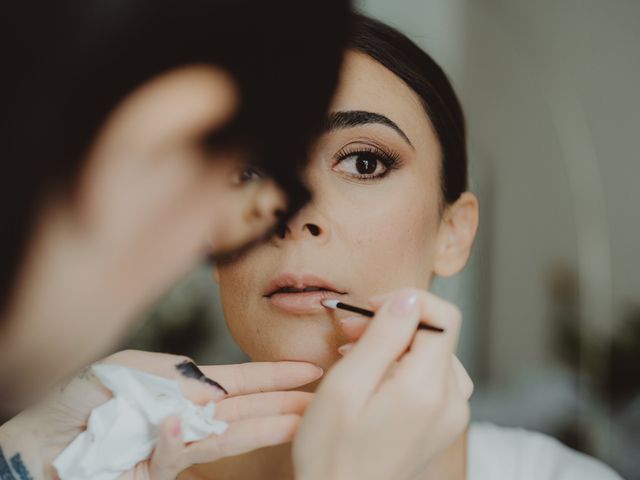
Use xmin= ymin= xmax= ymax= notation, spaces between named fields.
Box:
xmin=305 ymin=223 xmax=321 ymax=236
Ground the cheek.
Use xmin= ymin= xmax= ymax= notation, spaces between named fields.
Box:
xmin=331 ymin=178 xmax=440 ymax=295
xmin=218 ymin=255 xmax=282 ymax=359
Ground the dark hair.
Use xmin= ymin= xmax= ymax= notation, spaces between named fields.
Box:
xmin=0 ymin=0 xmax=352 ymax=313
xmin=349 ymin=14 xmax=468 ymax=205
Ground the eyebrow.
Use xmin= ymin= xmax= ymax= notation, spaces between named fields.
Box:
xmin=324 ymin=110 xmax=414 ymax=149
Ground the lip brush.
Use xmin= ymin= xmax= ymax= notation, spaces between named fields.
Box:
xmin=321 ymin=299 xmax=445 ymax=333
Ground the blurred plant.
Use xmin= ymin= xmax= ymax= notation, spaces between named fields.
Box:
xmin=123 ymin=266 xmax=218 ymax=358
xmin=598 ymin=304 xmax=640 ymax=408
xmin=548 ymin=262 xmax=640 ymax=408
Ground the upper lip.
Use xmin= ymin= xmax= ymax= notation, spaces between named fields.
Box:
xmin=263 ymin=272 xmax=346 ymax=297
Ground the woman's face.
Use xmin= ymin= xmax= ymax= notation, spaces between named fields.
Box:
xmin=217 ymin=51 xmax=473 ymax=370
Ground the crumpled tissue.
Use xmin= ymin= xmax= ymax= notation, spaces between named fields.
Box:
xmin=53 ymin=364 xmax=228 ymax=480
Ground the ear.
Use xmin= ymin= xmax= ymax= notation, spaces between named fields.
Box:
xmin=433 ymin=192 xmax=479 ymax=277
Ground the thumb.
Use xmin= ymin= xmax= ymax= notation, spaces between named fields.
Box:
xmin=147 ymin=416 xmax=188 ymax=480
xmin=329 ymin=289 xmax=421 ymax=406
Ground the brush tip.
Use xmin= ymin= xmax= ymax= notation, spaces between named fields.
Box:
xmin=321 ymin=299 xmax=340 ymax=309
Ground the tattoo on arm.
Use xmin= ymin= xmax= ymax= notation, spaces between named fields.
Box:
xmin=9 ymin=454 xmax=32 ymax=480
xmin=0 ymin=447 xmax=34 ymax=480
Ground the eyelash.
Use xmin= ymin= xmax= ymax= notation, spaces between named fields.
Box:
xmin=333 ymin=144 xmax=402 ymax=181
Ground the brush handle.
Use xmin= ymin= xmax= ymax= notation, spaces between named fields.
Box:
xmin=417 ymin=323 xmax=445 ymax=333
xmin=336 ymin=302 xmax=375 ymax=317
xmin=335 ymin=302 xmax=444 ymax=333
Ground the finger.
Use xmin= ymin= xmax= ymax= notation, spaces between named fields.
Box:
xmin=103 ymin=350 xmax=227 ymax=405
xmin=185 ymin=414 xmax=301 ymax=464
xmin=216 ymin=391 xmax=313 ymax=422
xmin=147 ymin=416 xmax=188 ymax=480
xmin=199 ymin=362 xmax=324 ymax=396
xmin=337 ymin=343 xmax=354 ymax=356
xmin=368 ymin=291 xmax=444 ymax=331
xmin=395 ymin=294 xmax=462 ymax=383
xmin=368 ymin=292 xmax=393 ymax=308
xmin=173 ymin=359 xmax=228 ymax=402
xmin=338 ymin=316 xmax=369 ymax=341
xmin=327 ymin=289 xmax=421 ymax=406
xmin=451 ymin=355 xmax=474 ymax=400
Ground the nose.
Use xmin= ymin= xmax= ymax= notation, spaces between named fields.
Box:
xmin=249 ymin=181 xmax=287 ymax=226
xmin=274 ymin=206 xmax=328 ymax=243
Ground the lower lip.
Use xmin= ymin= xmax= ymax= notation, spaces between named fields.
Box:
xmin=265 ymin=291 xmax=343 ymax=315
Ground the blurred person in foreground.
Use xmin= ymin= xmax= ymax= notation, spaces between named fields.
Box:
xmin=0 ymin=1 xmax=474 ymax=479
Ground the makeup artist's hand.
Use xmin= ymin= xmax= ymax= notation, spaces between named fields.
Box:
xmin=0 ymin=350 xmax=322 ymax=480
xmin=293 ymin=288 xmax=473 ymax=480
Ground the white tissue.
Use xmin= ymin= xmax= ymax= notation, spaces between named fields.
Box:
xmin=53 ymin=364 xmax=228 ymax=480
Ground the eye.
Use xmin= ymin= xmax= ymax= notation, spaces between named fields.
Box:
xmin=235 ymin=165 xmax=264 ymax=185
xmin=339 ymin=151 xmax=385 ymax=176
xmin=333 ymin=146 xmax=400 ymax=180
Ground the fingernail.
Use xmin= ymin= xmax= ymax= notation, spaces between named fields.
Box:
xmin=171 ymin=418 xmax=182 ymax=437
xmin=175 ymin=360 xmax=228 ymax=395
xmin=338 ymin=343 xmax=354 ymax=355
xmin=389 ymin=291 xmax=419 ymax=317
xmin=203 ymin=377 xmax=229 ymax=394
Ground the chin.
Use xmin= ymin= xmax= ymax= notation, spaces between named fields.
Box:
xmin=250 ymin=343 xmax=341 ymax=373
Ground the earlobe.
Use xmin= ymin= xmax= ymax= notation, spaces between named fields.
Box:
xmin=433 ymin=192 xmax=480 ymax=277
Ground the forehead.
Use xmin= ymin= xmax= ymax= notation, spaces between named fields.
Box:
xmin=330 ymin=50 xmax=437 ymax=152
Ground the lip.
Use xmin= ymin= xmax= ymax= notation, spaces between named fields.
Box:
xmin=263 ymin=272 xmax=346 ymax=315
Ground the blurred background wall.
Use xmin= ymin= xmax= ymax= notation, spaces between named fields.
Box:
xmin=125 ymin=1 xmax=640 ymax=478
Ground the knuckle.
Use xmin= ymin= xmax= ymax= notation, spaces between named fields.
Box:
xmin=227 ymin=363 xmax=247 ymax=394
xmin=464 ymin=376 xmax=475 ymax=399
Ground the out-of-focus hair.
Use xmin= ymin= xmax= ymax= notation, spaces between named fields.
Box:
xmin=0 ymin=0 xmax=352 ymax=314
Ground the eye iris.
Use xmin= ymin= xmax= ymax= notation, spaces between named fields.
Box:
xmin=356 ymin=155 xmax=378 ymax=175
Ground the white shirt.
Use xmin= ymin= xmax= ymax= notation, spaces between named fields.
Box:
xmin=468 ymin=423 xmax=624 ymax=480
